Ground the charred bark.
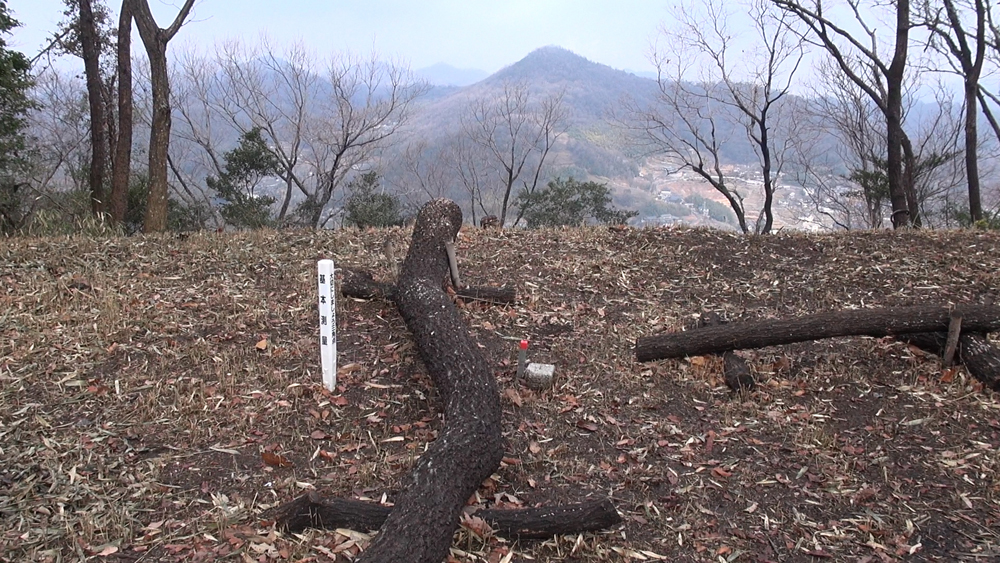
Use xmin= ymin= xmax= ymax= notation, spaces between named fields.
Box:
xmin=455 ymin=285 xmax=517 ymax=304
xmin=636 ymin=305 xmax=1000 ymax=362
xmin=699 ymin=312 xmax=754 ymax=392
xmin=340 ymin=267 xmax=395 ymax=300
xmin=899 ymin=332 xmax=1000 ymax=390
xmin=109 ymin=0 xmax=133 ymax=224
xmin=339 ymin=269 xmax=516 ymax=304
xmin=355 ymin=199 xmax=505 ymax=563
xmin=271 ymin=491 xmax=621 ymax=540
xmin=330 ymin=201 xmax=613 ymax=558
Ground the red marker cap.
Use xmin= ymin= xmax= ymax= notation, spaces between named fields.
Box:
xmin=519 ymin=340 xmax=529 ymax=350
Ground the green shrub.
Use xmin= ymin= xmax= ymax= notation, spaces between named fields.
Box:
xmin=208 ymin=127 xmax=280 ymax=229
xmin=343 ymin=172 xmax=404 ymax=228
xmin=517 ymin=177 xmax=637 ymax=228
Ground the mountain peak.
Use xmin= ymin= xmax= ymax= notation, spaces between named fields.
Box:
xmin=524 ymin=45 xmax=581 ymax=60
xmin=494 ymin=46 xmax=604 ymax=82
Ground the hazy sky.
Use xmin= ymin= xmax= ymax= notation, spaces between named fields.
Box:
xmin=10 ymin=0 xmax=670 ymax=74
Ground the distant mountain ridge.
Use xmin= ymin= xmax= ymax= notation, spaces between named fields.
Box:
xmin=414 ymin=63 xmax=489 ymax=87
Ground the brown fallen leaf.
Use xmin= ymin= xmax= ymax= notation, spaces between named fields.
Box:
xmin=337 ymin=363 xmax=362 ymax=375
xmin=255 ymin=339 xmax=268 ymax=351
xmin=505 ymin=388 xmax=523 ymax=407
xmin=712 ymin=466 xmax=732 ymax=478
xmin=576 ymin=420 xmax=599 ymax=432
xmin=941 ymin=368 xmax=956 ymax=383
xmin=262 ymin=451 xmax=293 ymax=468
xmin=460 ymin=512 xmax=493 ymax=538
xmin=310 ymin=430 xmax=328 ymax=440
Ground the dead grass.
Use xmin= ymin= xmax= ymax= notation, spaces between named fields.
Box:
xmin=1 ymin=225 xmax=1000 ymax=562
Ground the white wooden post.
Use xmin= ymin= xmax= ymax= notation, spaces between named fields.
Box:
xmin=317 ymin=259 xmax=337 ymax=390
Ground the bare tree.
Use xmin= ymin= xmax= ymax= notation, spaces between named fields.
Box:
xmin=18 ymin=69 xmax=92 ymax=225
xmin=205 ymin=40 xmax=322 ymax=222
xmin=108 ymin=0 xmax=132 ymax=224
xmin=623 ymin=0 xmax=803 ymax=234
xmin=463 ymin=80 xmax=567 ymax=227
xmin=912 ymin=101 xmax=966 ymax=226
xmin=450 ymin=136 xmax=492 ymax=225
xmin=794 ymin=67 xmax=963 ymax=230
xmin=132 ymin=0 xmax=194 ymax=232
xmin=977 ymin=9 xmax=1000 ymax=150
xmin=772 ymin=0 xmax=921 ymax=228
xmin=919 ymin=0 xmax=989 ymax=222
xmin=793 ymin=59 xmax=888 ymax=229
xmin=302 ymin=53 xmax=424 ymax=228
xmin=389 ymin=138 xmax=454 ymax=210
xmin=171 ymin=41 xmax=423 ymax=228
xmin=76 ymin=0 xmax=109 ymax=215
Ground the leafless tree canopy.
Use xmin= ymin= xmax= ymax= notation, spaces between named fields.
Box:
xmin=462 ymin=80 xmax=567 ymax=227
xmin=170 ymin=40 xmax=425 ymax=228
xmin=622 ymin=0 xmax=803 ymax=234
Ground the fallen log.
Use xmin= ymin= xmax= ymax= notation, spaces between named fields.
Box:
xmin=294 ymin=202 xmax=616 ymax=557
xmin=340 ymin=267 xmax=516 ymax=304
xmin=347 ymin=199 xmax=504 ymax=563
xmin=899 ymin=332 xmax=1000 ymax=390
xmin=454 ymin=285 xmax=517 ymax=304
xmin=636 ymin=304 xmax=1000 ymax=362
xmin=340 ymin=268 xmax=393 ymax=300
xmin=271 ymin=491 xmax=621 ymax=540
xmin=699 ymin=312 xmax=753 ymax=392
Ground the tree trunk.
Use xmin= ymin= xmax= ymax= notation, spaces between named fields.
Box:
xmin=941 ymin=0 xmax=985 ymax=223
xmin=964 ymin=81 xmax=983 ymax=222
xmin=757 ymin=107 xmax=774 ymax=235
xmin=886 ymin=0 xmax=912 ymax=228
xmin=109 ymin=0 xmax=132 ymax=225
xmin=635 ymin=304 xmax=1000 ymax=362
xmin=78 ymin=0 xmax=108 ymax=216
xmin=133 ymin=0 xmax=194 ymax=233
xmin=139 ymin=44 xmax=170 ymax=232
xmin=271 ymin=492 xmax=621 ymax=540
xmin=901 ymin=134 xmax=921 ymax=227
xmin=356 ymin=199 xmax=504 ymax=563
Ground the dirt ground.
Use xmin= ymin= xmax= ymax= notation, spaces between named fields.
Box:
xmin=2 ymin=225 xmax=1000 ymax=562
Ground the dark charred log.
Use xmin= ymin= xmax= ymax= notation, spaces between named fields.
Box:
xmin=271 ymin=491 xmax=621 ymax=540
xmin=698 ymin=312 xmax=754 ymax=392
xmin=900 ymin=332 xmax=1000 ymax=390
xmin=456 ymin=285 xmax=517 ymax=304
xmin=351 ymin=199 xmax=505 ymax=563
xmin=637 ymin=305 xmax=1000 ymax=362
xmin=340 ymin=267 xmax=395 ymax=300
xmin=340 ymin=268 xmax=515 ymax=305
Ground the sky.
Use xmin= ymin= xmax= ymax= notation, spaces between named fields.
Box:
xmin=9 ymin=0 xmax=671 ymax=74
